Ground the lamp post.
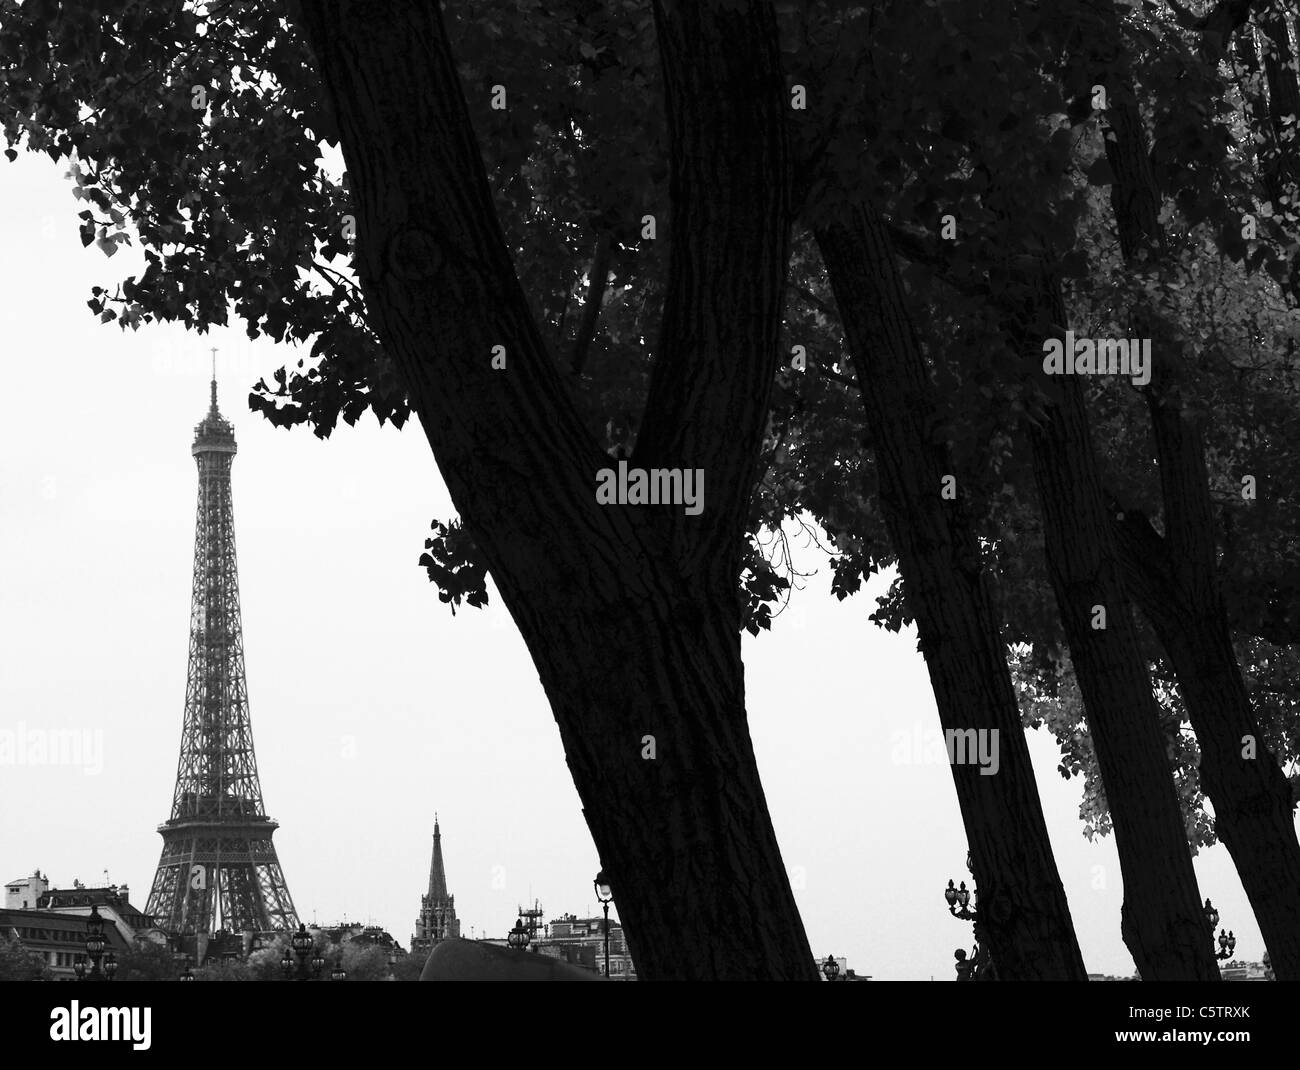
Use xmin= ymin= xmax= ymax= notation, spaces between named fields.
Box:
xmin=1203 ymin=899 xmax=1236 ymax=961
xmin=506 ymin=919 xmax=530 ymax=951
xmin=280 ymin=923 xmax=323 ymax=981
xmin=179 ymin=956 xmax=196 ymax=982
xmin=594 ymin=871 xmax=613 ymax=978
xmin=944 ymin=854 xmax=995 ymax=980
xmin=330 ymin=959 xmax=348 ymax=982
xmin=943 ymin=880 xmax=977 ymax=921
xmin=77 ymin=905 xmax=110 ymax=981
xmin=821 ymin=955 xmax=841 ymax=982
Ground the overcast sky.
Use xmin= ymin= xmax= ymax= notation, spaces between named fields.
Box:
xmin=0 ymin=151 xmax=1277 ymax=979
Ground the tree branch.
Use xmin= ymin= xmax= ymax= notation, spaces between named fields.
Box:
xmin=570 ymin=230 xmax=614 ymax=376
xmin=634 ymin=0 xmax=792 ymax=562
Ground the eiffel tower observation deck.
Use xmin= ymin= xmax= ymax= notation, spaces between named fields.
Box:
xmin=145 ymin=368 xmax=298 ymax=940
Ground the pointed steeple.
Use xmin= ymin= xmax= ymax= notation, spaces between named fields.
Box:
xmin=427 ymin=815 xmax=448 ymax=901
xmin=412 ymin=813 xmax=459 ymax=951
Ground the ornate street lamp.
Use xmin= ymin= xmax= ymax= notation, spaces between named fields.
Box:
xmin=821 ymin=955 xmax=841 ymax=982
xmin=1203 ymin=899 xmax=1236 ymax=960
xmin=103 ymin=952 xmax=118 ymax=980
xmin=79 ymin=905 xmax=109 ymax=981
xmin=179 ymin=956 xmax=196 ymax=982
xmin=280 ymin=923 xmax=323 ymax=981
xmin=73 ymin=955 xmax=86 ymax=980
xmin=330 ymin=960 xmax=348 ymax=982
xmin=945 ymin=856 xmax=995 ymax=980
xmin=594 ymin=871 xmax=614 ymax=978
xmin=943 ymin=879 xmax=977 ymax=921
xmin=507 ymin=919 xmax=530 ymax=950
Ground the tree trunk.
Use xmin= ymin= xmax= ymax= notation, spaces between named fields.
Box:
xmin=816 ymin=206 xmax=1087 ymax=980
xmin=1114 ymin=406 xmax=1300 ymax=982
xmin=530 ymin=560 xmax=815 ymax=978
xmin=1004 ymin=273 xmax=1219 ymax=980
xmin=296 ymin=0 xmax=817 ymax=978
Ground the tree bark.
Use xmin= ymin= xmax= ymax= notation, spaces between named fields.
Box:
xmin=816 ymin=206 xmax=1088 ymax=980
xmin=296 ymin=0 xmax=815 ymax=978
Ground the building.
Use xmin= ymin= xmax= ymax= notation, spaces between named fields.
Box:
xmin=4 ymin=870 xmax=49 ymax=910
xmin=6 ymin=870 xmax=166 ymax=948
xmin=539 ymin=913 xmax=636 ymax=980
xmin=37 ymin=880 xmax=164 ymax=946
xmin=411 ymin=816 xmax=461 ymax=955
xmin=0 ymin=908 xmax=131 ymax=981
xmin=317 ymin=922 xmax=404 ymax=953
xmin=1220 ymin=960 xmax=1270 ymax=981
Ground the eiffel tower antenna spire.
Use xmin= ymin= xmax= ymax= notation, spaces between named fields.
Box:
xmin=209 ymin=347 xmax=218 ymax=414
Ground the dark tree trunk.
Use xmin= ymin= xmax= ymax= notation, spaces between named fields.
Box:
xmin=296 ymin=0 xmax=816 ymax=978
xmin=816 ymin=206 xmax=1087 ymax=980
xmin=1001 ymin=273 xmax=1218 ymax=980
xmin=1115 ymin=504 xmax=1300 ymax=982
xmin=1233 ymin=10 xmax=1300 ymax=300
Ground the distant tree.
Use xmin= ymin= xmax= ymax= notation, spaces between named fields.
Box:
xmin=195 ymin=957 xmax=251 ymax=982
xmin=337 ymin=942 xmax=389 ymax=981
xmin=0 ymin=933 xmax=52 ymax=981
xmin=114 ymin=939 xmax=179 ymax=981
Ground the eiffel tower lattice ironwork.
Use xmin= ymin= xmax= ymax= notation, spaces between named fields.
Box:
xmin=145 ymin=369 xmax=298 ymax=938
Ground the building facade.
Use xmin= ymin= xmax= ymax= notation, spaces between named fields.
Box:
xmin=540 ymin=913 xmax=636 ymax=980
xmin=6 ymin=870 xmax=165 ymax=949
xmin=1 ymin=908 xmax=131 ymax=980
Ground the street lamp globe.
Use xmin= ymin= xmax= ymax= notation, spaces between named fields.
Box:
xmin=291 ymin=924 xmax=313 ymax=955
xmin=821 ymin=955 xmax=840 ymax=982
xmin=594 ymin=871 xmax=613 ymax=904
xmin=507 ymin=919 xmax=530 ymax=950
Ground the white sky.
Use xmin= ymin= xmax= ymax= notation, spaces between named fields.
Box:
xmin=0 ymin=151 xmax=1277 ymax=979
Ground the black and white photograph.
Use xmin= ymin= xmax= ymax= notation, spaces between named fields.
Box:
xmin=1 ymin=0 xmax=1296 ymax=1052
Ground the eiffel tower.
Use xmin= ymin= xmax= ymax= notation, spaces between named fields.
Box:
xmin=145 ymin=365 xmax=298 ymax=944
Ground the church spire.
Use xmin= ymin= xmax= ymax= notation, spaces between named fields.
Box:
xmin=412 ymin=813 xmax=459 ymax=952
xmin=427 ymin=815 xmax=448 ymax=901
